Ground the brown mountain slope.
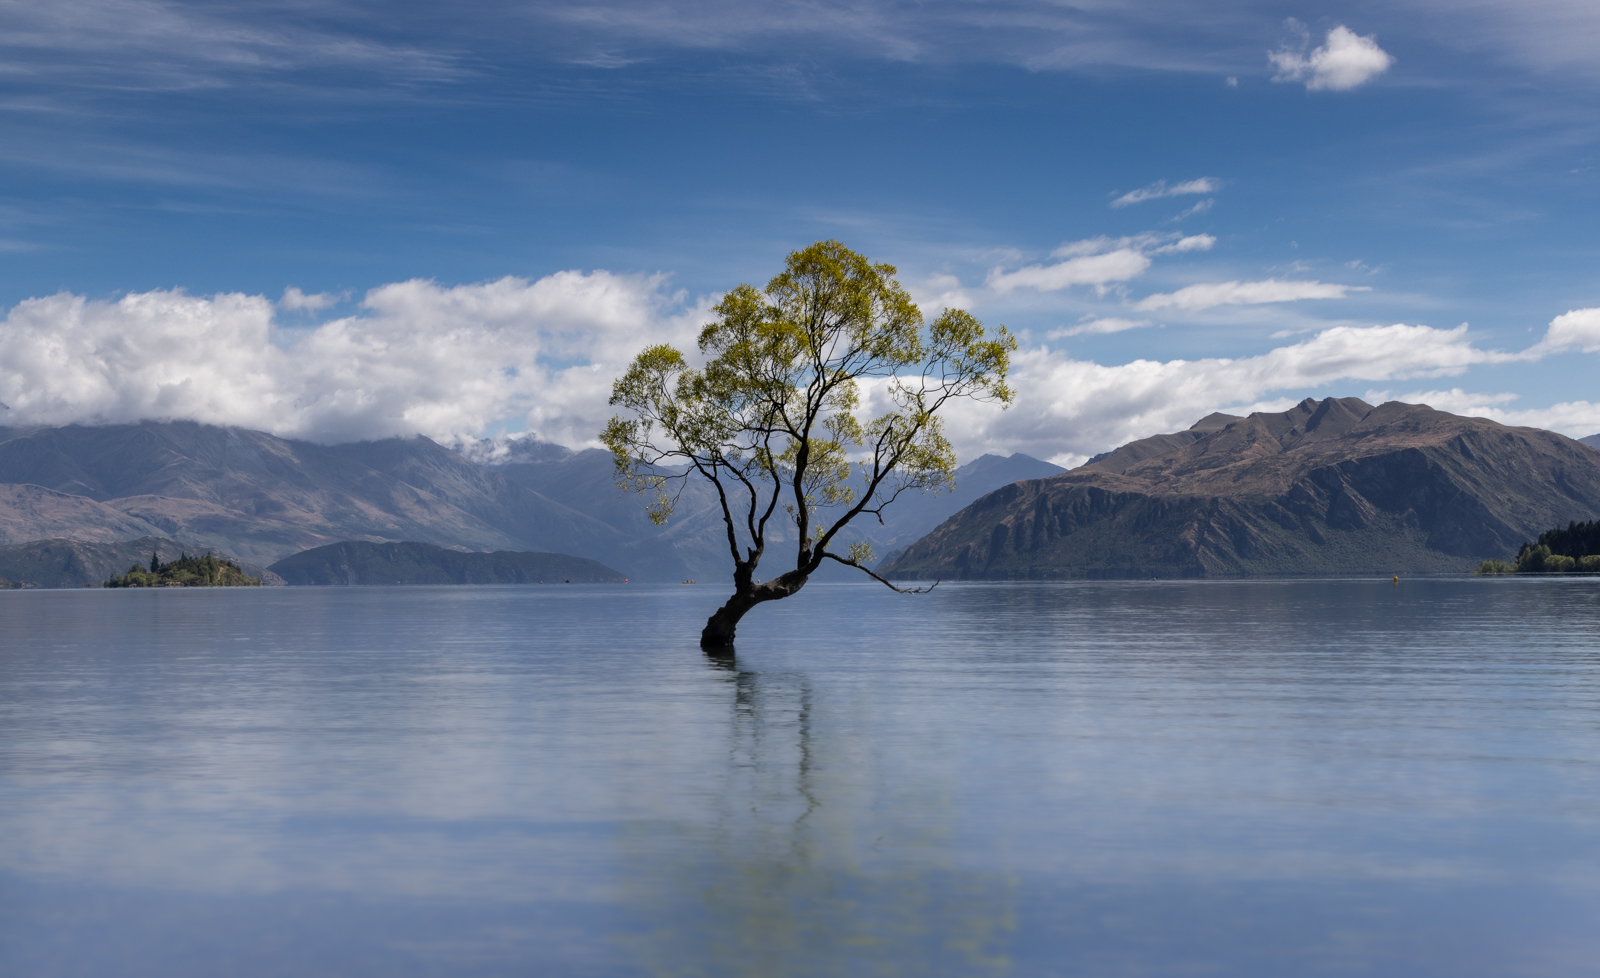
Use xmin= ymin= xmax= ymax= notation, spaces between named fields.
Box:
xmin=882 ymin=398 xmax=1600 ymax=579
xmin=0 ymin=483 xmax=166 ymax=545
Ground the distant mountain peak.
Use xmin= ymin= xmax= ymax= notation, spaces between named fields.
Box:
xmin=460 ymin=434 xmax=576 ymax=466
xmin=885 ymin=399 xmax=1600 ymax=580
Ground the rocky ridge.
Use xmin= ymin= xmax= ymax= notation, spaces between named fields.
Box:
xmin=882 ymin=398 xmax=1600 ymax=579
xmin=0 ymin=421 xmax=1062 ymax=582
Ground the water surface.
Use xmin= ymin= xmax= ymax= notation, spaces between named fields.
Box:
xmin=3 ymin=579 xmax=1599 ymax=976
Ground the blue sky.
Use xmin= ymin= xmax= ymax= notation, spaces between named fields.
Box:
xmin=1 ymin=1 xmax=1598 ymax=462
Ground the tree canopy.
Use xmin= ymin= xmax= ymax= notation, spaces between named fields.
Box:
xmin=603 ymin=240 xmax=1015 ymax=648
xmin=104 ymin=551 xmax=261 ymax=588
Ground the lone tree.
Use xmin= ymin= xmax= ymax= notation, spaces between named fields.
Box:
xmin=603 ymin=240 xmax=1015 ymax=649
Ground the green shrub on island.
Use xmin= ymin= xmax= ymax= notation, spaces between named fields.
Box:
xmin=1526 ymin=519 xmax=1600 ymax=559
xmin=104 ymin=552 xmax=261 ymax=588
xmin=1498 ymin=522 xmax=1600 ymax=573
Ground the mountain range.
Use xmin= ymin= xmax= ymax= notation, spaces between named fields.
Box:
xmin=0 ymin=536 xmax=279 ymax=589
xmin=882 ymin=398 xmax=1600 ymax=579
xmin=0 ymin=421 xmax=1062 ymax=583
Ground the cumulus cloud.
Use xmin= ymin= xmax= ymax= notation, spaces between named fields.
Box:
xmin=1270 ymin=25 xmax=1394 ymax=91
xmin=1110 ymin=178 xmax=1220 ymax=208
xmin=921 ymin=322 xmax=1522 ymax=465
xmin=278 ymin=287 xmax=340 ymax=312
xmin=9 ymin=266 xmax=1590 ymax=469
xmin=1528 ymin=306 xmax=1600 ymax=354
xmin=0 ymin=273 xmax=706 ymax=447
xmin=1384 ymin=388 xmax=1600 ymax=438
xmin=1134 ymin=278 xmax=1365 ymax=312
xmin=907 ymin=272 xmax=973 ymax=316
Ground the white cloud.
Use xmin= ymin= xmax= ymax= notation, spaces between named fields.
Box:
xmin=1050 ymin=234 xmax=1162 ymax=258
xmin=1151 ymin=234 xmax=1215 ymax=255
xmin=1111 ymin=178 xmax=1220 ymax=208
xmin=1170 ymin=199 xmax=1214 ymax=221
xmin=278 ymin=287 xmax=340 ymax=312
xmin=985 ymin=232 xmax=1212 ymax=296
xmin=1134 ymin=278 xmax=1366 ymax=312
xmin=0 ymin=273 xmax=707 ymax=447
xmin=1530 ymin=306 xmax=1600 ymax=353
xmin=11 ymin=267 xmax=1588 ymax=470
xmin=907 ymin=272 xmax=972 ymax=316
xmin=1270 ymin=25 xmax=1394 ymax=92
xmin=986 ymin=249 xmax=1150 ymax=294
xmin=1368 ymin=387 xmax=1520 ymax=414
xmin=922 ymin=322 xmax=1521 ymax=465
xmin=1047 ymin=318 xmax=1152 ymax=338
xmin=1387 ymin=388 xmax=1600 ymax=438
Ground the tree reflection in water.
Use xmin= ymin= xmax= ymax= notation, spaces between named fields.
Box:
xmin=622 ymin=652 xmax=1016 ymax=977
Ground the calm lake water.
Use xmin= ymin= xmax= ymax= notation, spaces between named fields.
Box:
xmin=3 ymin=579 xmax=1599 ymax=977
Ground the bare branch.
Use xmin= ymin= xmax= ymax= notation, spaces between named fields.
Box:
xmin=821 ymin=551 xmax=938 ymax=594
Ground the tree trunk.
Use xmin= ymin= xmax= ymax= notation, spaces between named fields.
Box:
xmin=699 ymin=571 xmax=810 ymax=649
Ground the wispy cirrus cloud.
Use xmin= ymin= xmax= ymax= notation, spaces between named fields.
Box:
xmin=1110 ymin=178 xmax=1220 ymax=208
xmin=987 ymin=249 xmax=1151 ymax=295
xmin=0 ymin=0 xmax=464 ymax=96
xmin=1047 ymin=317 xmax=1152 ymax=338
xmin=1133 ymin=278 xmax=1365 ymax=312
xmin=986 ymin=232 xmax=1214 ymax=295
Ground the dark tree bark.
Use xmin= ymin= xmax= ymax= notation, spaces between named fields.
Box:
xmin=700 ymin=570 xmax=808 ymax=649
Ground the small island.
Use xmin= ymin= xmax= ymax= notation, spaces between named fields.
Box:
xmin=1478 ymin=520 xmax=1600 ymax=574
xmin=104 ymin=552 xmax=262 ymax=588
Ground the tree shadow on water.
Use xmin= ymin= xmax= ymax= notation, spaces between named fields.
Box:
xmin=618 ymin=652 xmax=1016 ymax=978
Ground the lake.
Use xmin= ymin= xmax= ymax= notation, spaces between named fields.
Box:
xmin=3 ymin=579 xmax=1599 ymax=977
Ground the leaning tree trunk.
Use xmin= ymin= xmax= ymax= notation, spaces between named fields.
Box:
xmin=700 ymin=571 xmax=810 ymax=649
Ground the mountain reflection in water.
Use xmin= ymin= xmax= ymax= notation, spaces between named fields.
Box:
xmin=2 ymin=580 xmax=1599 ymax=977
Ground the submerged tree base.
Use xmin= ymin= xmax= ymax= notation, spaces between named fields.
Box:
xmin=700 ymin=573 xmax=810 ymax=648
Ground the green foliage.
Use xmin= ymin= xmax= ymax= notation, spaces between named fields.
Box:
xmin=1529 ymin=519 xmax=1600 ymax=559
xmin=1515 ymin=544 xmax=1552 ymax=573
xmin=1513 ymin=519 xmax=1600 ymax=573
xmin=1475 ymin=558 xmax=1514 ymax=575
xmin=604 ymin=240 xmax=1014 ymax=593
xmin=1510 ymin=543 xmax=1596 ymax=574
xmin=104 ymin=552 xmax=261 ymax=588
